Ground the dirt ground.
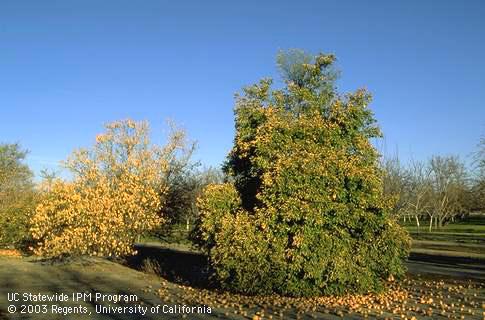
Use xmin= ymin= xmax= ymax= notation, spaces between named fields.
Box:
xmin=0 ymin=248 xmax=483 ymax=320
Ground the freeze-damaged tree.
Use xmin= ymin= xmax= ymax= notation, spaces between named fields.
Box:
xmin=195 ymin=50 xmax=410 ymax=297
xmin=31 ymin=119 xmax=191 ymax=258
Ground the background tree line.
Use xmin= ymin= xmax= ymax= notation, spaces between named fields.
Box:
xmin=381 ymin=138 xmax=484 ymax=231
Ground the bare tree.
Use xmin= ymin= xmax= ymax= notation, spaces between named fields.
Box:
xmin=471 ymin=136 xmax=485 ymax=212
xmin=382 ymin=153 xmax=473 ymax=232
xmin=428 ymin=155 xmax=470 ymax=229
xmin=381 ymin=154 xmax=410 ymax=221
xmin=406 ymin=160 xmax=433 ymax=232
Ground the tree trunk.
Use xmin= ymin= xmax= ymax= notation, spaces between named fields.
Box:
xmin=415 ymin=215 xmax=420 ymax=234
xmin=429 ymin=216 xmax=433 ymax=232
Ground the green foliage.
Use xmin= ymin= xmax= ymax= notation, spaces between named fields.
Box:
xmin=191 ymin=183 xmax=241 ymax=250
xmin=152 ymin=165 xmax=224 ymax=243
xmin=155 ymin=135 xmax=196 ymax=229
xmin=0 ymin=143 xmax=37 ymax=248
xmin=163 ymin=166 xmax=223 ymax=227
xmin=196 ymin=50 xmax=410 ymax=297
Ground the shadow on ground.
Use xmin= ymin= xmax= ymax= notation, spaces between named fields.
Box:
xmin=407 ymin=252 xmax=485 ymax=281
xmin=126 ymin=243 xmax=211 ymax=289
xmin=129 ymin=242 xmax=485 ymax=284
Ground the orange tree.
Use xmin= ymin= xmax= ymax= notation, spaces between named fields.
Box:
xmin=194 ymin=50 xmax=410 ymax=296
xmin=31 ymin=119 xmax=189 ymax=258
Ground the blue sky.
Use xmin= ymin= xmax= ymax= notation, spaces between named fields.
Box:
xmin=1 ymin=0 xmax=484 ymax=179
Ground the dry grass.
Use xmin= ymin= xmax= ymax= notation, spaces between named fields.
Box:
xmin=140 ymin=257 xmax=163 ymax=276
